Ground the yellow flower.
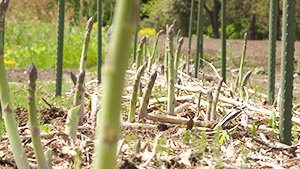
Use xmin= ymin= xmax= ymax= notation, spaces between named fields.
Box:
xmin=93 ymin=22 xmax=97 ymax=28
xmin=138 ymin=28 xmax=156 ymax=36
xmin=4 ymin=50 xmax=11 ymax=57
xmin=4 ymin=59 xmax=17 ymax=65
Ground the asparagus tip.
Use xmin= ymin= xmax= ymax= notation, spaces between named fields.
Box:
xmin=78 ymin=70 xmax=86 ymax=84
xmin=244 ymin=32 xmax=248 ymax=40
xmin=86 ymin=17 xmax=94 ymax=31
xmin=178 ymin=37 xmax=184 ymax=46
xmin=28 ymin=62 xmax=38 ymax=82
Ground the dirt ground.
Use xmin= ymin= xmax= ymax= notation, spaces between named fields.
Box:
xmin=2 ymin=38 xmax=300 ymax=168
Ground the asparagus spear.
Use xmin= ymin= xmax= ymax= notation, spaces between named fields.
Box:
xmin=94 ymin=1 xmax=138 ymax=168
xmin=174 ymin=37 xmax=184 ymax=77
xmin=211 ymin=78 xmax=224 ymax=120
xmin=166 ymin=25 xmax=176 ymax=115
xmin=147 ymin=30 xmax=164 ymax=71
xmin=0 ymin=1 xmax=30 ymax=168
xmin=78 ymin=17 xmax=93 ymax=126
xmin=128 ymin=62 xmax=147 ymax=122
xmin=138 ymin=71 xmax=158 ymax=121
xmin=135 ymin=36 xmax=146 ymax=71
xmin=65 ymin=70 xmax=85 ymax=138
xmin=207 ymin=90 xmax=213 ymax=120
xmin=27 ymin=63 xmax=49 ymax=169
xmin=238 ymin=33 xmax=248 ymax=98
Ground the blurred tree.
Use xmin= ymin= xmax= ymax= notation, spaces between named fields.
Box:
xmin=203 ymin=0 xmax=221 ymax=38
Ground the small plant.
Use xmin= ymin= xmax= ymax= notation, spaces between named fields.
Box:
xmin=148 ymin=30 xmax=164 ymax=71
xmin=27 ymin=63 xmax=50 ymax=169
xmin=166 ymin=23 xmax=176 ymax=115
xmin=135 ymin=36 xmax=146 ymax=71
xmin=128 ymin=62 xmax=147 ymax=122
xmin=138 ymin=71 xmax=158 ymax=121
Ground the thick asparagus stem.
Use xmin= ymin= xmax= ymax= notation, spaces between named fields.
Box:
xmin=166 ymin=25 xmax=176 ymax=115
xmin=65 ymin=70 xmax=85 ymax=138
xmin=147 ymin=30 xmax=163 ymax=71
xmin=78 ymin=17 xmax=93 ymax=126
xmin=44 ymin=149 xmax=52 ymax=169
xmin=138 ymin=71 xmax=158 ymax=121
xmin=27 ymin=63 xmax=49 ymax=169
xmin=128 ymin=62 xmax=147 ymax=122
xmin=0 ymin=1 xmax=30 ymax=168
xmin=94 ymin=1 xmax=138 ymax=168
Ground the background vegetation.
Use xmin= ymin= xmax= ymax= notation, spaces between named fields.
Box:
xmin=4 ymin=0 xmax=300 ymax=70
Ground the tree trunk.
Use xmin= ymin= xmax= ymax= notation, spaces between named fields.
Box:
xmin=277 ymin=0 xmax=282 ymax=40
xmin=204 ymin=0 xmax=220 ymax=39
xmin=248 ymin=13 xmax=256 ymax=40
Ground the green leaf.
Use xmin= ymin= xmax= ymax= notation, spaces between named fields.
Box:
xmin=219 ymin=132 xmax=228 ymax=145
xmin=251 ymin=122 xmax=257 ymax=137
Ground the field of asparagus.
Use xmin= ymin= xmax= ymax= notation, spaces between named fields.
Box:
xmin=1 ymin=0 xmax=300 ymax=168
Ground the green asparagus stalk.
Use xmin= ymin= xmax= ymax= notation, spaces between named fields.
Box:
xmin=97 ymin=0 xmax=103 ymax=83
xmin=94 ymin=0 xmax=138 ymax=168
xmin=143 ymin=36 xmax=148 ymax=63
xmin=221 ymin=0 xmax=226 ymax=82
xmin=27 ymin=63 xmax=49 ymax=169
xmin=238 ymin=33 xmax=248 ymax=98
xmin=174 ymin=37 xmax=184 ymax=77
xmin=240 ymin=70 xmax=252 ymax=88
xmin=176 ymin=30 xmax=181 ymax=47
xmin=188 ymin=0 xmax=195 ymax=74
xmin=44 ymin=149 xmax=52 ymax=169
xmin=55 ymin=0 xmax=65 ymax=97
xmin=135 ymin=36 xmax=146 ymax=71
xmin=128 ymin=62 xmax=147 ymax=122
xmin=207 ymin=90 xmax=213 ymax=120
xmin=279 ymin=0 xmax=296 ymax=146
xmin=78 ymin=17 xmax=93 ymax=126
xmin=133 ymin=0 xmax=140 ymax=63
xmin=195 ymin=0 xmax=204 ymax=77
xmin=267 ymin=0 xmax=278 ymax=105
xmin=166 ymin=25 xmax=176 ymax=116
xmin=164 ymin=24 xmax=169 ymax=82
xmin=211 ymin=78 xmax=224 ymax=120
xmin=147 ymin=30 xmax=163 ymax=71
xmin=0 ymin=1 xmax=30 ymax=168
xmin=186 ymin=48 xmax=190 ymax=74
xmin=138 ymin=71 xmax=158 ymax=121
xmin=65 ymin=70 xmax=85 ymax=138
